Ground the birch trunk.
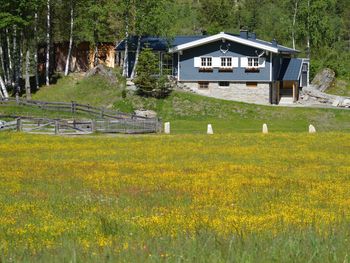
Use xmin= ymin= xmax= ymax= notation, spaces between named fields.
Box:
xmin=0 ymin=43 xmax=8 ymax=84
xmin=0 ymin=75 xmax=8 ymax=99
xmin=25 ymin=49 xmax=31 ymax=100
xmin=130 ymin=36 xmax=141 ymax=79
xmin=13 ymin=25 xmax=20 ymax=98
xmin=46 ymin=0 xmax=51 ymax=86
xmin=34 ymin=11 xmax=39 ymax=89
xmin=122 ymin=23 xmax=129 ymax=77
xmin=19 ymin=31 xmax=23 ymax=79
xmin=6 ymin=28 xmax=13 ymax=85
xmin=65 ymin=2 xmax=74 ymax=76
xmin=94 ymin=44 xmax=98 ymax=67
xmin=292 ymin=0 xmax=298 ymax=50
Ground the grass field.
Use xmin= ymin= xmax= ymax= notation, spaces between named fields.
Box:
xmin=0 ymin=132 xmax=349 ymax=262
xmin=1 ymin=74 xmax=347 ymax=133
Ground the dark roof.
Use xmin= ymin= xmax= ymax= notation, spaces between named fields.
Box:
xmin=278 ymin=58 xmax=303 ymax=81
xmin=116 ymin=35 xmax=208 ymax=51
xmin=116 ymin=33 xmax=298 ymax=54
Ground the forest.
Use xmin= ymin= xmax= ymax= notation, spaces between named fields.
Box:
xmin=0 ymin=0 xmax=349 ymax=99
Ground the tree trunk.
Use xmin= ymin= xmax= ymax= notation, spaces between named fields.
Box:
xmin=34 ymin=11 xmax=39 ymax=89
xmin=5 ymin=28 xmax=13 ymax=86
xmin=130 ymin=35 xmax=141 ymax=79
xmin=122 ymin=23 xmax=129 ymax=77
xmin=25 ymin=49 xmax=31 ymax=100
xmin=307 ymin=0 xmax=310 ymax=60
xmin=0 ymin=75 xmax=9 ymax=99
xmin=13 ymin=25 xmax=20 ymax=99
xmin=46 ymin=0 xmax=51 ymax=86
xmin=0 ymin=41 xmax=8 ymax=85
xmin=292 ymin=0 xmax=298 ymax=50
xmin=19 ymin=31 xmax=23 ymax=79
xmin=94 ymin=44 xmax=98 ymax=67
xmin=65 ymin=1 xmax=74 ymax=76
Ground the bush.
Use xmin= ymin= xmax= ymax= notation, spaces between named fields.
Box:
xmin=134 ymin=47 xmax=172 ymax=98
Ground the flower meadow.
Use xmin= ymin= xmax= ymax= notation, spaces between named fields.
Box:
xmin=0 ymin=132 xmax=349 ymax=262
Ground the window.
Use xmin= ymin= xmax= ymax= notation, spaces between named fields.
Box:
xmin=201 ymin=57 xmax=212 ymax=68
xmin=219 ymin=82 xmax=230 ymax=87
xmin=221 ymin=57 xmax=232 ymax=68
xmin=248 ymin=57 xmax=259 ymax=68
xmin=246 ymin=82 xmax=258 ymax=87
xmin=161 ymin=53 xmax=173 ymax=75
xmin=198 ymin=82 xmax=209 ymax=89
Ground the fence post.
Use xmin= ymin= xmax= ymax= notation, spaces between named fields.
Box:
xmin=55 ymin=120 xmax=59 ymax=135
xmin=71 ymin=101 xmax=76 ymax=114
xmin=16 ymin=118 xmax=22 ymax=132
xmin=91 ymin=120 xmax=96 ymax=133
xmin=100 ymin=108 xmax=104 ymax=118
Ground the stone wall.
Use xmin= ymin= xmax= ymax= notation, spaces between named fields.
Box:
xmin=180 ymin=82 xmax=271 ymax=104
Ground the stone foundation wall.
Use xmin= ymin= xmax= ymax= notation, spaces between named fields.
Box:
xmin=180 ymin=82 xmax=271 ymax=104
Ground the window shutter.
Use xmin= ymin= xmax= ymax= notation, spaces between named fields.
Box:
xmin=241 ymin=57 xmax=248 ymax=68
xmin=258 ymin=57 xmax=266 ymax=68
xmin=212 ymin=57 xmax=221 ymax=67
xmin=194 ymin=57 xmax=201 ymax=67
xmin=232 ymin=57 xmax=239 ymax=67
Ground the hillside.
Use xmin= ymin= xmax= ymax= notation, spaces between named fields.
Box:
xmin=23 ymin=74 xmax=349 ymax=133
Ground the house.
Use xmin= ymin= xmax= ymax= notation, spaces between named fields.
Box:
xmin=116 ymin=30 xmax=309 ymax=105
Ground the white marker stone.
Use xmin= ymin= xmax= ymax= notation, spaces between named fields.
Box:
xmin=309 ymin=124 xmax=316 ymax=133
xmin=164 ymin=122 xmax=170 ymax=134
xmin=262 ymin=123 xmax=268 ymax=134
xmin=207 ymin=124 xmax=214 ymax=134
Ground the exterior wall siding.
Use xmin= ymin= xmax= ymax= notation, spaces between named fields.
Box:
xmin=179 ymin=40 xmax=272 ymax=82
xmin=181 ymin=82 xmax=271 ymax=104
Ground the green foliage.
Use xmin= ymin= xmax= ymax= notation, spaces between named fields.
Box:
xmin=134 ymin=47 xmax=172 ymax=98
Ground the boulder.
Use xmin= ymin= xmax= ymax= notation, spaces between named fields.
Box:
xmin=341 ymin=99 xmax=350 ymax=108
xmin=85 ymin=64 xmax=117 ymax=84
xmin=164 ymin=122 xmax=170 ymax=134
xmin=134 ymin=110 xmax=157 ymax=118
xmin=207 ymin=124 xmax=214 ymax=134
xmin=311 ymin=68 xmax=335 ymax=92
xmin=262 ymin=123 xmax=268 ymax=134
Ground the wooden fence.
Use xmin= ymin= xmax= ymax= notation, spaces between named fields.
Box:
xmin=0 ymin=98 xmax=148 ymax=120
xmin=0 ymin=117 xmax=161 ymax=135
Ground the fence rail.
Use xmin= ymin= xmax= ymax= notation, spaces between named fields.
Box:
xmin=0 ymin=116 xmax=161 ymax=135
xmin=0 ymin=98 xmax=151 ymax=120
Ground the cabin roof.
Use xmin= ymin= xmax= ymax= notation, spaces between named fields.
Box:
xmin=116 ymin=33 xmax=298 ymax=54
xmin=278 ymin=58 xmax=303 ymax=81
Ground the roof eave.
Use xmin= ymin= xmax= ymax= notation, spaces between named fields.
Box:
xmin=169 ymin=32 xmax=280 ymax=54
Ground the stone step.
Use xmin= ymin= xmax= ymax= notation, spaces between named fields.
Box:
xmin=279 ymin=97 xmax=294 ymax=105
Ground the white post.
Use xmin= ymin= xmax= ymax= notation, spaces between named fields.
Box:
xmin=207 ymin=124 xmax=213 ymax=134
xmin=309 ymin=124 xmax=316 ymax=133
xmin=164 ymin=122 xmax=170 ymax=134
xmin=262 ymin=123 xmax=268 ymax=134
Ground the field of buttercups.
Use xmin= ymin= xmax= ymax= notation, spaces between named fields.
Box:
xmin=0 ymin=132 xmax=349 ymax=262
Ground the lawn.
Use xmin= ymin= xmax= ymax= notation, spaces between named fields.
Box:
xmin=0 ymin=132 xmax=349 ymax=262
xmin=2 ymin=74 xmax=349 ymax=134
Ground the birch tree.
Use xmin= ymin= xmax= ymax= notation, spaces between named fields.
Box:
xmin=46 ymin=0 xmax=51 ymax=86
xmin=65 ymin=0 xmax=74 ymax=76
xmin=25 ymin=49 xmax=31 ymax=99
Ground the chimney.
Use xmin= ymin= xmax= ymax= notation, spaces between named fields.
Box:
xmin=240 ymin=29 xmax=249 ymax=39
xmin=249 ymin=32 xmax=256 ymax=39
xmin=271 ymin=39 xmax=278 ymax=47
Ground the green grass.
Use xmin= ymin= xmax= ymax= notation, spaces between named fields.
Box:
xmin=2 ymin=74 xmax=349 ymax=133
xmin=327 ymin=78 xmax=350 ymax=97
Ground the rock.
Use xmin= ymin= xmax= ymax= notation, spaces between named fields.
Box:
xmin=309 ymin=124 xmax=316 ymax=133
xmin=0 ymin=120 xmax=5 ymax=129
xmin=207 ymin=124 xmax=213 ymax=134
xmin=126 ymin=80 xmax=135 ymax=86
xmin=134 ymin=110 xmax=157 ymax=119
xmin=164 ymin=122 xmax=170 ymax=134
xmin=85 ymin=64 xmax=117 ymax=84
xmin=332 ymin=98 xmax=341 ymax=107
xmin=311 ymin=68 xmax=335 ymax=92
xmin=262 ymin=123 xmax=268 ymax=134
xmin=341 ymin=99 xmax=350 ymax=108
xmin=126 ymin=85 xmax=137 ymax=91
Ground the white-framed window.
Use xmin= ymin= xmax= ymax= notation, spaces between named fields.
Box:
xmin=221 ymin=57 xmax=232 ymax=68
xmin=201 ymin=57 xmax=212 ymax=68
xmin=248 ymin=57 xmax=259 ymax=67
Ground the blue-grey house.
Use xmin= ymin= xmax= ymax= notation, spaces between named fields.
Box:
xmin=116 ymin=30 xmax=309 ymax=105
